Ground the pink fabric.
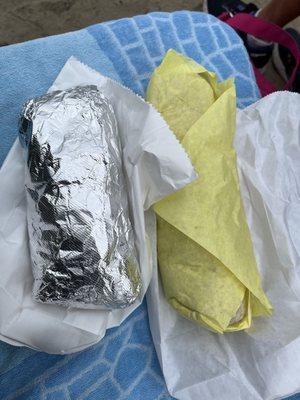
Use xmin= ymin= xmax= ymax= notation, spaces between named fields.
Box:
xmin=220 ymin=12 xmax=300 ymax=96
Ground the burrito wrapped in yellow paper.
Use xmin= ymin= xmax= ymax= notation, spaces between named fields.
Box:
xmin=147 ymin=50 xmax=272 ymax=333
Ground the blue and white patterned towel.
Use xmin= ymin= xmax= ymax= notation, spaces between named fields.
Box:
xmin=0 ymin=10 xmax=292 ymax=400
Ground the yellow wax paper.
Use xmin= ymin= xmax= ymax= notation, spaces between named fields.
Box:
xmin=147 ymin=50 xmax=272 ymax=333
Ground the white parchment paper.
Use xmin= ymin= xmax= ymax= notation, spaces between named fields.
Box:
xmin=147 ymin=92 xmax=300 ymax=400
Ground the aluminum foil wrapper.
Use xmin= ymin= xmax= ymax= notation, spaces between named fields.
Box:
xmin=19 ymin=85 xmax=141 ymax=309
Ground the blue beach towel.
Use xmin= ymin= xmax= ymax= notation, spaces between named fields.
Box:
xmin=0 ymin=10 xmax=294 ymax=400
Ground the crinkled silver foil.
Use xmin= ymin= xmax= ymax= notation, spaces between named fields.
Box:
xmin=19 ymin=85 xmax=141 ymax=309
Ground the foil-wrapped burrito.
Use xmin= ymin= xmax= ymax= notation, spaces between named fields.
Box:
xmin=19 ymin=85 xmax=141 ymax=309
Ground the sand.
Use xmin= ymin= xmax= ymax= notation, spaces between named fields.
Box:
xmin=0 ymin=0 xmax=201 ymax=45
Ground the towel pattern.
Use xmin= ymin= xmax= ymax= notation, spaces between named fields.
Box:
xmin=88 ymin=11 xmax=260 ymax=107
xmin=0 ymin=303 xmax=173 ymax=400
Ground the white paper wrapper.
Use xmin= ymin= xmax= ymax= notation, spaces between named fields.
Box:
xmin=0 ymin=57 xmax=196 ymax=354
xmin=147 ymin=91 xmax=300 ymax=400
